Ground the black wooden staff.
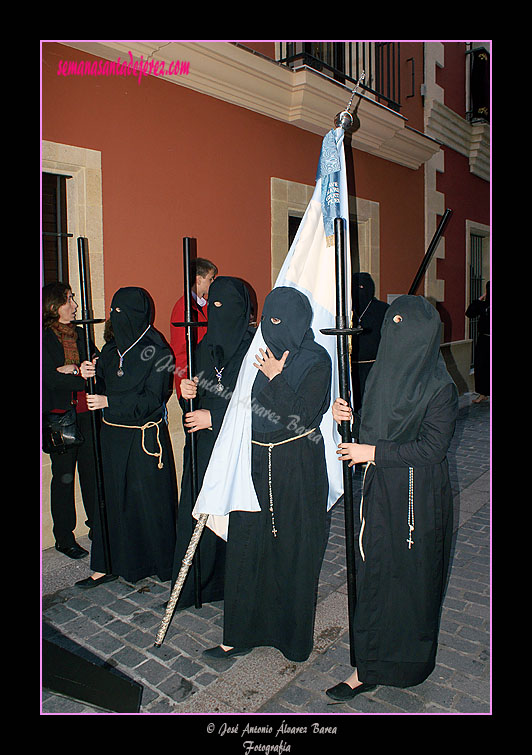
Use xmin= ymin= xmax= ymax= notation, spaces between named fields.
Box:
xmin=171 ymin=237 xmax=203 ymax=609
xmin=408 ymin=209 xmax=453 ymax=295
xmin=76 ymin=236 xmax=112 ymax=574
xmin=321 ymin=216 xmax=362 ymax=668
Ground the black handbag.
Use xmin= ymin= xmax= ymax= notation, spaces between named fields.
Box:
xmin=42 ymin=404 xmax=84 ymax=454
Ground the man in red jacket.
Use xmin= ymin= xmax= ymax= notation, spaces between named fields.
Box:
xmin=170 ymin=258 xmax=218 ymax=402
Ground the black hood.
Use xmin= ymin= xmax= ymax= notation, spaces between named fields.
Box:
xmin=110 ymin=287 xmax=152 ymax=354
xmin=359 ymin=295 xmax=455 ymax=444
xmin=352 ymin=272 xmax=376 ymax=320
xmin=201 ymin=277 xmax=251 ymax=370
xmin=252 ymin=287 xmax=331 ymax=433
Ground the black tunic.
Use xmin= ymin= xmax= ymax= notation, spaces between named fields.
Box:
xmin=353 ymin=295 xmax=458 ymax=687
xmin=90 ymin=288 xmax=178 ymax=583
xmin=466 ymin=286 xmax=490 ymax=396
xmin=172 ymin=277 xmax=253 ymax=608
xmin=223 ymin=287 xmax=332 ymax=662
xmin=354 ymin=382 xmax=458 ymax=687
xmin=350 ymin=273 xmax=389 ymax=413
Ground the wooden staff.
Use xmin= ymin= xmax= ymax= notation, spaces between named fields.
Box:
xmin=154 ymin=513 xmax=208 ymax=647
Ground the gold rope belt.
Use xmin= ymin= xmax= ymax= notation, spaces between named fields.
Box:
xmin=252 ymin=427 xmax=316 ymax=537
xmin=102 ymin=417 xmax=164 ymax=469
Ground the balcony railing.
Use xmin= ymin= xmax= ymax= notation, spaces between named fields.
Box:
xmin=277 ymin=42 xmax=401 ymax=112
xmin=466 ymin=45 xmax=489 ymax=123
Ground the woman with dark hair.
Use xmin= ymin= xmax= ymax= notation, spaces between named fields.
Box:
xmin=76 ymin=286 xmax=178 ymax=588
xmin=42 ymin=282 xmax=99 ymax=558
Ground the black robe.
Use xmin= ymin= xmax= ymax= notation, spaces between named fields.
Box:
xmin=353 ymin=295 xmax=458 ymax=687
xmin=172 ymin=277 xmax=253 ymax=608
xmin=350 ymin=273 xmax=389 ymax=413
xmin=465 ymin=284 xmax=490 ymax=396
xmin=223 ymin=287 xmax=332 ymax=662
xmin=91 ymin=288 xmax=178 ymax=583
xmin=354 ymin=382 xmax=457 ymax=686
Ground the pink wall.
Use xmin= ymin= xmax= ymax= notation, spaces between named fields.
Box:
xmin=42 ymin=43 xmax=428 ymax=342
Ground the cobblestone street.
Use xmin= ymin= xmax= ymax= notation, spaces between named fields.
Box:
xmin=42 ymin=397 xmax=490 ymax=724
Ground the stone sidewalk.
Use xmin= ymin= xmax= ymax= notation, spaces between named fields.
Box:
xmin=41 ymin=395 xmax=490 ymax=718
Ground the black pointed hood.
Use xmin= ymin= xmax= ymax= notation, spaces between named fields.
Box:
xmin=359 ymin=295 xmax=455 ymax=444
xmin=252 ymin=287 xmax=331 ymax=433
xmin=352 ymin=272 xmax=375 ymax=321
xmin=110 ymin=287 xmax=152 ymax=354
xmin=201 ymin=277 xmax=251 ymax=370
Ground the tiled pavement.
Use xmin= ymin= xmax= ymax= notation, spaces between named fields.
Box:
xmin=41 ymin=395 xmax=490 ymax=720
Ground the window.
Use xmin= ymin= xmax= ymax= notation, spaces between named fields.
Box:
xmin=289 ymin=213 xmax=363 ymax=274
xmin=42 ymin=172 xmax=72 ymax=285
xmin=288 ymin=214 xmax=302 ymax=249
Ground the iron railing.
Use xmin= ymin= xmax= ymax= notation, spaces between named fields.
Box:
xmin=466 ymin=45 xmax=490 ymax=123
xmin=278 ymin=41 xmax=401 ymax=112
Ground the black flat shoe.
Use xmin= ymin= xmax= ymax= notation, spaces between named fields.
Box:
xmin=55 ymin=543 xmax=89 ymax=560
xmin=75 ymin=574 xmax=118 ymax=589
xmin=203 ymin=645 xmax=252 ymax=659
xmin=326 ymin=682 xmax=377 ymax=702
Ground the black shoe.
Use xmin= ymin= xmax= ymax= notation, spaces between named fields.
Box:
xmin=75 ymin=574 xmax=118 ymax=589
xmin=55 ymin=542 xmax=89 ymax=559
xmin=203 ymin=645 xmax=252 ymax=659
xmin=325 ymin=682 xmax=377 ymax=702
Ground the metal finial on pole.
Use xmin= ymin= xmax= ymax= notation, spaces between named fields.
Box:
xmin=334 ymin=71 xmax=365 ymax=131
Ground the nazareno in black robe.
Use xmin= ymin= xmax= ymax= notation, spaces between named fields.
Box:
xmin=465 ymin=281 xmax=490 ymax=396
xmin=171 ymin=277 xmax=254 ymax=609
xmin=350 ymin=272 xmax=389 ymax=413
xmin=90 ymin=287 xmax=178 ymax=583
xmin=352 ymin=295 xmax=458 ymax=688
xmin=223 ymin=287 xmax=332 ymax=662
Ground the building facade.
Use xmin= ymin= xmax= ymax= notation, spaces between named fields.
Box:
xmin=41 ymin=40 xmax=490 ymax=548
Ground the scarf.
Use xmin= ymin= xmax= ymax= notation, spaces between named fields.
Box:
xmin=50 ymin=322 xmax=80 ymax=365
